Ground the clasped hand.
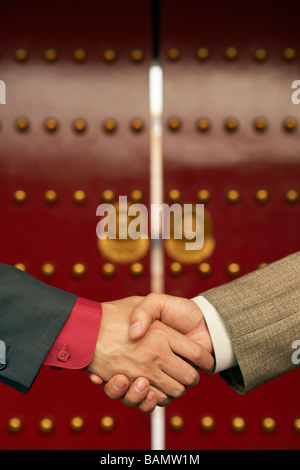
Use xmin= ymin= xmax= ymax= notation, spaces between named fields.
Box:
xmin=88 ymin=294 xmax=214 ymax=412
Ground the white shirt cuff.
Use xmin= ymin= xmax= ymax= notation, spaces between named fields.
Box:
xmin=191 ymin=295 xmax=237 ymax=373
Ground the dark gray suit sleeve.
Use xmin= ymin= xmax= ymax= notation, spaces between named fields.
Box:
xmin=0 ymin=264 xmax=77 ymax=393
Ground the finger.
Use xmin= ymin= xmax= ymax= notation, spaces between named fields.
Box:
xmin=121 ymin=377 xmax=151 ymax=407
xmin=103 ymin=375 xmax=130 ymax=399
xmin=137 ymin=390 xmax=158 ymax=413
xmin=118 ymin=380 xmax=171 ymax=411
xmin=157 ymin=396 xmax=173 ymax=407
xmin=137 ymin=389 xmax=173 ymax=413
xmin=161 ymin=352 xmax=200 ymax=388
xmin=150 ymin=369 xmax=186 ymax=399
xmin=88 ymin=372 xmax=104 ymax=385
xmin=166 ymin=325 xmax=215 ymax=373
xmin=129 ymin=293 xmax=165 ymax=340
xmin=148 ymin=385 xmax=172 ymax=406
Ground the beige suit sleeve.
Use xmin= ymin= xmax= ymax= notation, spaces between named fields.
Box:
xmin=201 ymin=251 xmax=300 ymax=394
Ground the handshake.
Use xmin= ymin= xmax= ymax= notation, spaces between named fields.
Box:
xmin=87 ymin=294 xmax=215 ymax=413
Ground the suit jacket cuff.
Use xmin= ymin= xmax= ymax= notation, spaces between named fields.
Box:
xmin=43 ymin=297 xmax=102 ymax=370
xmin=201 ymin=252 xmax=300 ymax=394
xmin=191 ymin=295 xmax=237 ymax=373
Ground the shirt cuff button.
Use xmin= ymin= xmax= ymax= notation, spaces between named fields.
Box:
xmin=57 ymin=348 xmax=70 ymax=362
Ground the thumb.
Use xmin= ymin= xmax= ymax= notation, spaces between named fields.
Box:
xmin=129 ymin=293 xmax=204 ymax=340
xmin=129 ymin=293 xmax=165 ymax=339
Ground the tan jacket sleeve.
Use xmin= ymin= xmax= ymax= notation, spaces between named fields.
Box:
xmin=201 ymin=251 xmax=300 ymax=394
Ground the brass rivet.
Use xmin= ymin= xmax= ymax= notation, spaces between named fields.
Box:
xmin=14 ymin=263 xmax=26 ymax=272
xmin=231 ymin=416 xmax=246 ymax=432
xmin=39 ymin=417 xmax=54 ymax=434
xmin=169 ymin=261 xmax=183 ymax=275
xmin=254 ymin=48 xmax=267 ymax=61
xmin=225 ymin=118 xmax=238 ymax=132
xmin=45 ymin=118 xmax=58 ymax=132
xmin=198 ymin=262 xmax=212 ymax=276
xmin=197 ymin=189 xmax=211 ymax=203
xmin=15 ymin=48 xmax=28 ymax=62
xmin=41 ymin=263 xmax=56 ymax=277
xmin=13 ymin=189 xmax=27 ymax=203
xmin=131 ymin=49 xmax=144 ymax=62
xmin=168 ymin=117 xmax=181 ymax=131
xmin=197 ymin=118 xmax=210 ymax=132
xmin=285 ymin=189 xmax=299 ymax=203
xmin=44 ymin=189 xmax=58 ymax=203
xmin=131 ymin=118 xmax=144 ymax=132
xmin=262 ymin=417 xmax=276 ymax=433
xmin=196 ymin=47 xmax=210 ymax=61
xmin=103 ymin=119 xmax=117 ymax=133
xmin=168 ymin=188 xmax=181 ymax=202
xmin=73 ymin=189 xmax=87 ymax=203
xmin=8 ymin=417 xmax=23 ymax=433
xmin=225 ymin=46 xmax=238 ymax=60
xmin=74 ymin=119 xmax=86 ymax=133
xmin=73 ymin=48 xmax=86 ymax=62
xmin=284 ymin=117 xmax=297 ymax=132
xmin=102 ymin=263 xmax=116 ymax=277
xmin=102 ymin=189 xmax=115 ymax=203
xmin=258 ymin=262 xmax=268 ymax=269
xmin=44 ymin=48 xmax=57 ymax=62
xmin=226 ymin=189 xmax=240 ymax=203
xmin=130 ymin=262 xmax=144 ymax=277
xmin=255 ymin=189 xmax=269 ymax=203
xmin=254 ymin=118 xmax=267 ymax=132
xmin=16 ymin=117 xmax=29 ymax=132
xmin=227 ymin=263 xmax=241 ymax=277
xmin=167 ymin=47 xmax=180 ymax=61
xmin=293 ymin=418 xmax=300 ymax=433
xmin=200 ymin=415 xmax=215 ymax=432
xmin=283 ymin=48 xmax=296 ymax=61
xmin=100 ymin=416 xmax=114 ymax=431
xmin=70 ymin=416 xmax=84 ymax=432
xmin=103 ymin=49 xmax=116 ymax=63
xmin=72 ymin=263 xmax=86 ymax=277
xmin=169 ymin=415 xmax=184 ymax=431
xmin=130 ymin=189 xmax=143 ymax=203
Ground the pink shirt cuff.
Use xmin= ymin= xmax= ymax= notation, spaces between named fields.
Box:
xmin=43 ymin=297 xmax=102 ymax=370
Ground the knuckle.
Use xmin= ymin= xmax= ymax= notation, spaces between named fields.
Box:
xmin=191 ymin=342 xmax=203 ymax=363
xmin=186 ymin=368 xmax=199 ymax=386
xmin=146 ymin=292 xmax=158 ymax=302
xmin=173 ymin=385 xmax=186 ymax=398
xmin=158 ymin=396 xmax=173 ymax=407
xmin=144 ymin=343 xmax=160 ymax=362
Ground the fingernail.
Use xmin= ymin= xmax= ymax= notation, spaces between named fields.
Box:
xmin=113 ymin=378 xmax=126 ymax=390
xmin=134 ymin=379 xmax=148 ymax=393
xmin=130 ymin=322 xmax=142 ymax=336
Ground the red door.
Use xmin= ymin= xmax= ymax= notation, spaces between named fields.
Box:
xmin=0 ymin=0 xmax=299 ymax=450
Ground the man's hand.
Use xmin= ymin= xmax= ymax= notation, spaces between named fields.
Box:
xmin=128 ymin=294 xmax=213 ymax=353
xmin=88 ymin=296 xmax=214 ymax=409
xmin=88 ymin=294 xmax=214 ymax=411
